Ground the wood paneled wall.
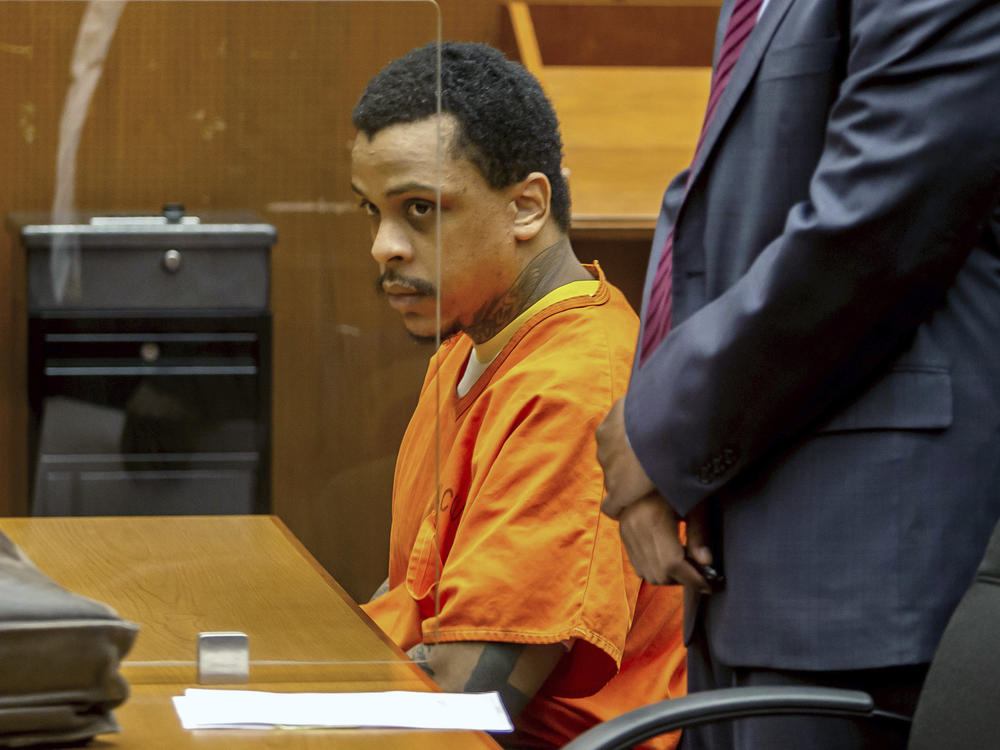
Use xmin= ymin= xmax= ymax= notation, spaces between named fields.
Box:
xmin=1 ymin=0 xmax=718 ymax=602
xmin=497 ymin=0 xmax=719 ymax=66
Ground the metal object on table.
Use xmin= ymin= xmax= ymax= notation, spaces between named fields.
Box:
xmin=197 ymin=631 xmax=250 ymax=685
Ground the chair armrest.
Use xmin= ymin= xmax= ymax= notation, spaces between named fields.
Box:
xmin=562 ymin=686 xmax=910 ymax=750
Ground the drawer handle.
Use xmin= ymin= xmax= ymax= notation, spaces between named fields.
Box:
xmin=162 ymin=248 xmax=182 ymax=273
xmin=140 ymin=342 xmax=160 ymax=363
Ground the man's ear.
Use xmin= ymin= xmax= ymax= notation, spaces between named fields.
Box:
xmin=511 ymin=172 xmax=551 ymax=241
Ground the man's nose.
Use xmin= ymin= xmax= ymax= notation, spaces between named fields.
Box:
xmin=370 ymin=221 xmax=413 ymax=265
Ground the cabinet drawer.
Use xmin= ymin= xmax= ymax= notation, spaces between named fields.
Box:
xmin=10 ymin=209 xmax=275 ymax=311
xmin=26 ymin=243 xmax=269 ymax=310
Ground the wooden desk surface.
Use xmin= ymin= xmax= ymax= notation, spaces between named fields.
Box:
xmin=541 ymin=65 xmax=711 ymax=238
xmin=0 ymin=515 xmax=500 ymax=749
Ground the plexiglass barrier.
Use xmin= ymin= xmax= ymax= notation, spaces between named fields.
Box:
xmin=1 ymin=0 xmax=450 ymax=686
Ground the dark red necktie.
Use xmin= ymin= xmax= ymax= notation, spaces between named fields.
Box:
xmin=639 ymin=0 xmax=764 ymax=365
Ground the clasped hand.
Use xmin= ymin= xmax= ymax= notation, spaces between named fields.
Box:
xmin=597 ymin=397 xmax=713 ymax=594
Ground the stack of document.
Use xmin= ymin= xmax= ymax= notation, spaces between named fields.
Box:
xmin=173 ymin=688 xmax=513 ymax=733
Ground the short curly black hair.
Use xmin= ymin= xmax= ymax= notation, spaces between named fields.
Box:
xmin=352 ymin=41 xmax=571 ymax=232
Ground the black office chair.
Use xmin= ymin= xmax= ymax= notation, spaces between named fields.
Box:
xmin=563 ymin=518 xmax=1000 ymax=750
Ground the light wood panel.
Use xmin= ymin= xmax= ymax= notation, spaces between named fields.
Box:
xmin=501 ymin=0 xmax=715 ymax=242
xmin=546 ymin=65 xmax=711 ymax=233
xmin=1 ymin=515 xmax=399 ymax=668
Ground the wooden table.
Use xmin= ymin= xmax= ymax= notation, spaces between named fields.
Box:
xmin=0 ymin=515 xmax=501 ymax=749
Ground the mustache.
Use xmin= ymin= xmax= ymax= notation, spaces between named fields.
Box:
xmin=375 ymin=269 xmax=437 ymax=297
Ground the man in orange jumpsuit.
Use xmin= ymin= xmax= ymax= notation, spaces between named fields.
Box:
xmin=350 ymin=41 xmax=685 ymax=749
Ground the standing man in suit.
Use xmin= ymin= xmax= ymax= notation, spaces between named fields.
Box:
xmin=597 ymin=0 xmax=1000 ymax=748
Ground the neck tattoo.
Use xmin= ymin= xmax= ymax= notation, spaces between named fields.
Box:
xmin=464 ymin=238 xmax=579 ymax=344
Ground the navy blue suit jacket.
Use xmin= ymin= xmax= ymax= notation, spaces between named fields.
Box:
xmin=625 ymin=0 xmax=1000 ymax=670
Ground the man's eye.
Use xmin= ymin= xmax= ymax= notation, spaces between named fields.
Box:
xmin=360 ymin=200 xmax=378 ymax=217
xmin=407 ymin=201 xmax=434 ymax=218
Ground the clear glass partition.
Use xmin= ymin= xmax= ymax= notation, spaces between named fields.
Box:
xmin=1 ymin=0 xmax=449 ymax=686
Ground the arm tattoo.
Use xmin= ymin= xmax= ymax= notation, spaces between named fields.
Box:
xmin=465 ymin=643 xmax=531 ymax=717
xmin=406 ymin=642 xmax=435 ymax=678
xmin=405 ymin=641 xmax=555 ymax=718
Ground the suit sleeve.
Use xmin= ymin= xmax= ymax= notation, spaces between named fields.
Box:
xmin=626 ymin=0 xmax=1000 ymax=516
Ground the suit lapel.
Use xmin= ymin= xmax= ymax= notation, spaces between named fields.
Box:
xmin=689 ymin=0 xmax=796 ymax=183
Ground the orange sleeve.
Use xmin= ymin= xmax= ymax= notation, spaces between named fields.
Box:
xmin=360 ymin=585 xmax=423 ymax=652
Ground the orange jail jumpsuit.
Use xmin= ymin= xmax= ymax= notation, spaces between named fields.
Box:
xmin=363 ymin=264 xmax=686 ymax=749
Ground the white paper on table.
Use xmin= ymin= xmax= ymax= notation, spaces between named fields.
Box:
xmin=172 ymin=688 xmax=514 ymax=732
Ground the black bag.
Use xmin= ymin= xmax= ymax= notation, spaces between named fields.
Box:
xmin=0 ymin=530 xmax=138 ymax=747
